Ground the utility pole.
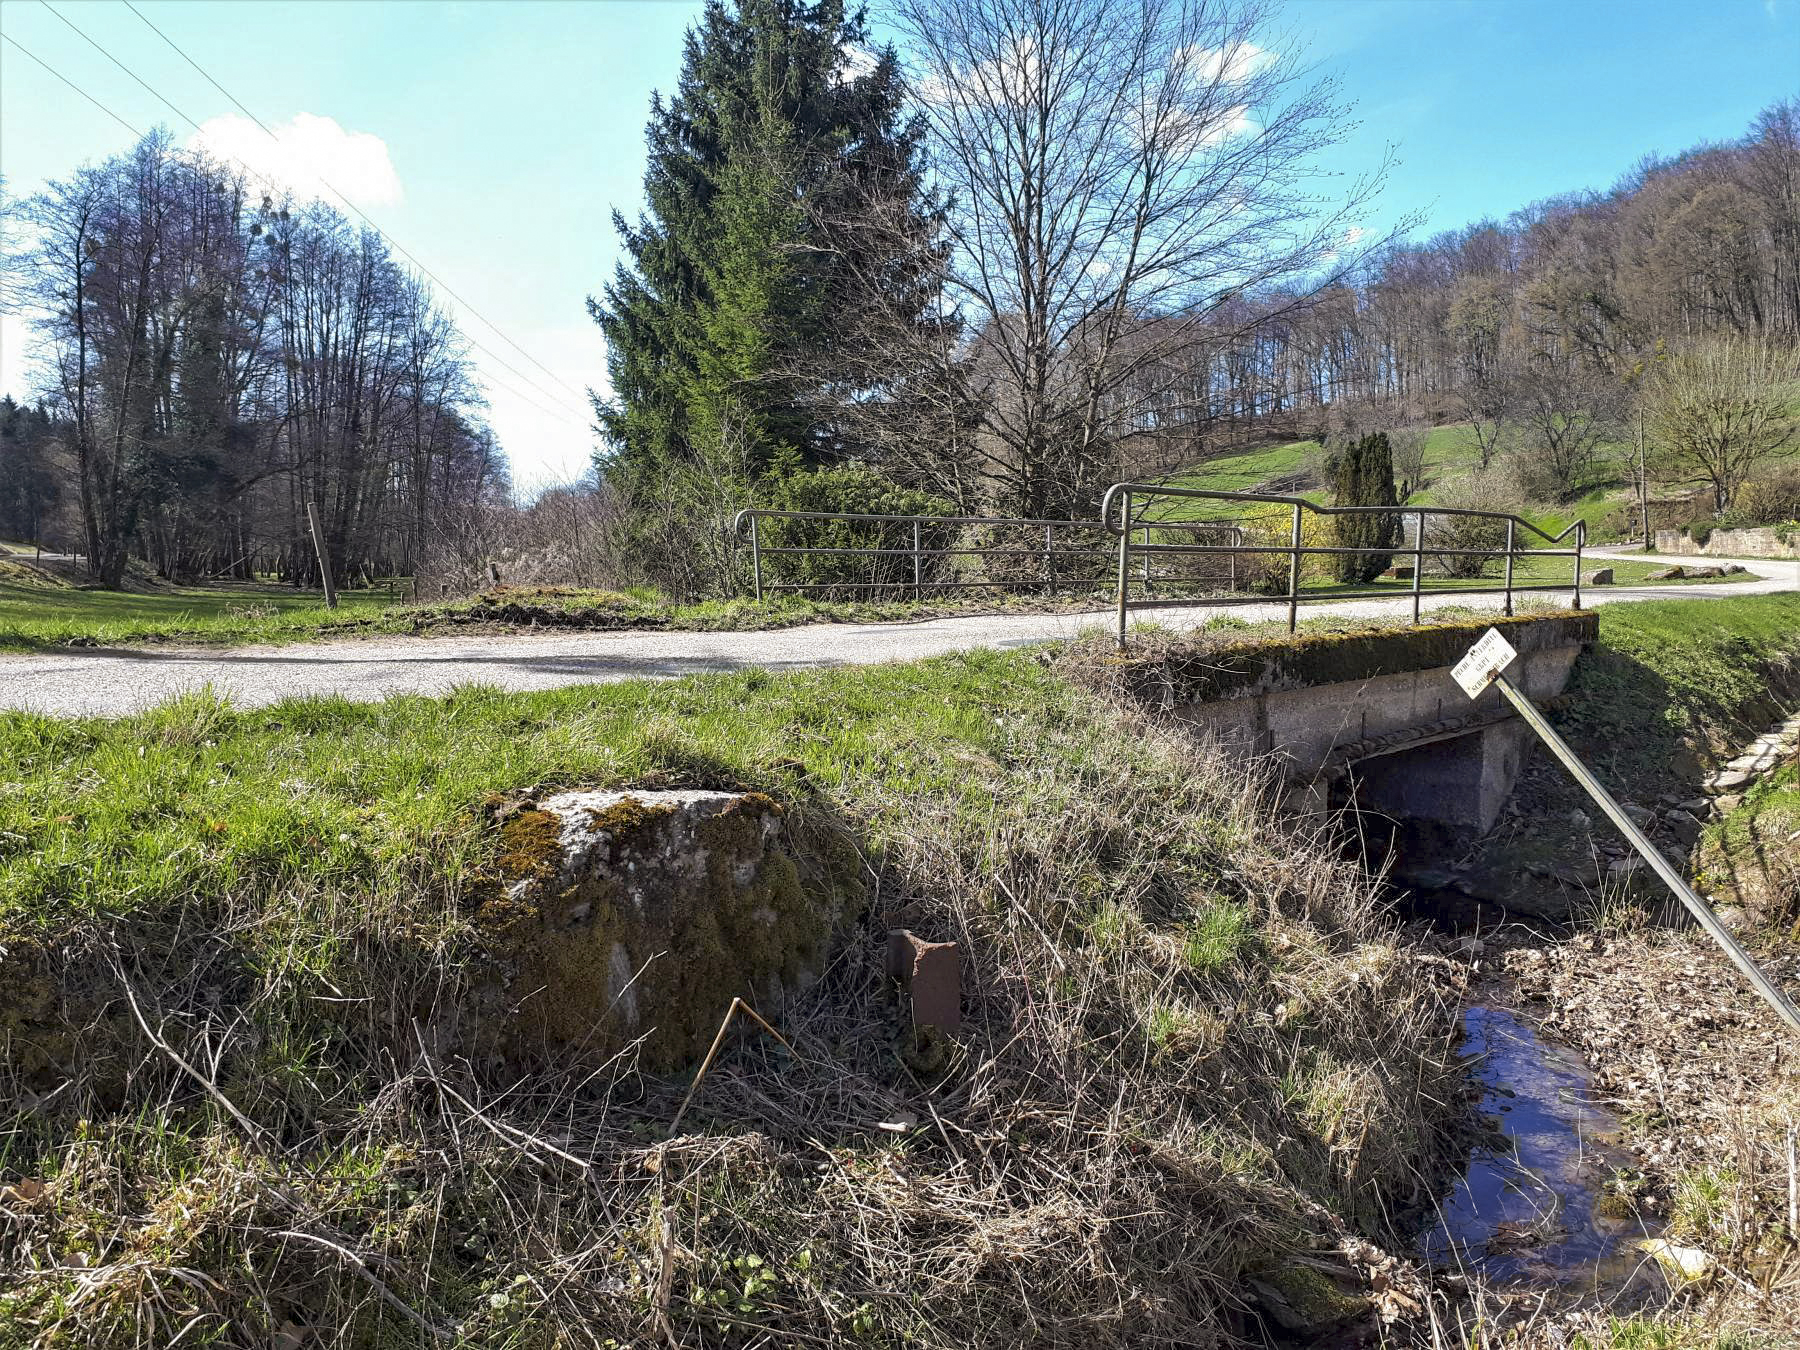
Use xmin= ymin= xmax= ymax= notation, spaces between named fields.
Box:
xmin=306 ymin=500 xmax=338 ymax=610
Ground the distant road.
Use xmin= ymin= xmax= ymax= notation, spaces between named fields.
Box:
xmin=0 ymin=550 xmax=1794 ymax=718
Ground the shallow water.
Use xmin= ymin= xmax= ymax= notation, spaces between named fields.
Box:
xmin=1423 ymin=1005 xmax=1659 ymax=1293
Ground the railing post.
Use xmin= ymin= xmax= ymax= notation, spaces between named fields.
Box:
xmin=1286 ymin=501 xmax=1303 ymax=634
xmin=1503 ymin=518 xmax=1516 ymax=617
xmin=1228 ymin=526 xmax=1238 ymax=593
xmin=1044 ymin=522 xmax=1054 ymax=597
xmin=1141 ymin=524 xmax=1151 ymax=593
xmin=1410 ymin=508 xmax=1425 ymax=625
xmin=912 ymin=518 xmax=922 ymax=601
xmin=1573 ymin=522 xmax=1584 ymax=611
xmin=1116 ymin=491 xmax=1132 ymax=648
xmin=750 ymin=514 xmax=763 ymax=601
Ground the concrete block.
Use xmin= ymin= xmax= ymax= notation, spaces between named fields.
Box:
xmin=474 ymin=789 xmax=861 ymax=1072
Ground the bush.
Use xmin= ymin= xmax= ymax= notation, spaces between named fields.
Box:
xmin=966 ymin=520 xmax=1116 ymax=593
xmin=755 ymin=465 xmax=958 ymax=596
xmin=1725 ymin=465 xmax=1800 ymax=528
xmin=1425 ymin=475 xmax=1514 ymax=578
xmin=1684 ymin=520 xmax=1715 ymax=548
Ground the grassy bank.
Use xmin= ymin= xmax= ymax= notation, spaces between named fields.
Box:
xmin=0 ymin=649 xmax=1457 ymax=1346
xmin=1556 ymin=591 xmax=1800 ymax=791
xmin=1 ymin=556 xmax=1746 ymax=654
xmin=0 ymin=579 xmax=1135 ymax=652
xmin=1518 ymin=593 xmax=1800 ymax=1344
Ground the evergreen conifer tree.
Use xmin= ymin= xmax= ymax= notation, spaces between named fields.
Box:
xmin=591 ymin=1 xmax=944 ymax=503
xmin=1331 ymin=432 xmax=1401 ymax=583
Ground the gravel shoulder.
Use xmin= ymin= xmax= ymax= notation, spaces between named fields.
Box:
xmin=1 ymin=553 xmax=1794 ymax=718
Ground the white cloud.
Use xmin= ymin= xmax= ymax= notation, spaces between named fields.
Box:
xmin=1171 ymin=41 xmax=1273 ymax=88
xmin=187 ymin=112 xmax=403 ymax=209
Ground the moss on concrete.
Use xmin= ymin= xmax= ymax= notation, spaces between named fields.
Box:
xmin=473 ymin=790 xmax=863 ymax=1072
xmin=1249 ymin=1262 xmax=1368 ymax=1333
xmin=1115 ymin=612 xmax=1598 ymax=707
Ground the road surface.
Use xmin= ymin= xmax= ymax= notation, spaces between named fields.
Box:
xmin=1 ymin=550 xmax=1793 ymax=718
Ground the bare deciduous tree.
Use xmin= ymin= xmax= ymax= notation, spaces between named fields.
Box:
xmin=895 ymin=0 xmax=1390 ymax=517
xmin=1646 ymin=336 xmax=1800 ymax=514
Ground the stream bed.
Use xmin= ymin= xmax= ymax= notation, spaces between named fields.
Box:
xmin=1423 ymin=1004 xmax=1665 ymax=1300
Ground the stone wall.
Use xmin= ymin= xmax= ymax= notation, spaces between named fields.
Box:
xmin=1654 ymin=527 xmax=1799 ymax=559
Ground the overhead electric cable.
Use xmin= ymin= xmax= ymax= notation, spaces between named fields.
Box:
xmin=0 ymin=30 xmax=141 ymax=138
xmin=122 ymin=0 xmax=595 ymax=412
xmin=33 ymin=2 xmax=590 ymax=429
xmin=42 ymin=1 xmax=207 ymax=134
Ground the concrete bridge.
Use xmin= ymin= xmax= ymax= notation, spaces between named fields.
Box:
xmin=1124 ymin=613 xmax=1597 ymax=835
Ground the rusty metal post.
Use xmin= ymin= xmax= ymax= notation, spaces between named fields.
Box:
xmin=1286 ymin=501 xmax=1303 ymax=634
xmin=912 ymin=518 xmax=922 ymax=600
xmin=1141 ymin=523 xmax=1151 ymax=592
xmin=1044 ymin=522 xmax=1054 ymax=596
xmin=1504 ymin=517 xmax=1516 ymax=617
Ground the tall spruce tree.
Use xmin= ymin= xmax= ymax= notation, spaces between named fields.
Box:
xmin=591 ymin=1 xmax=943 ymax=499
xmin=1331 ymin=432 xmax=1401 ymax=583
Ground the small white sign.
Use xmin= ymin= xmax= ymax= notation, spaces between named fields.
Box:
xmin=1452 ymin=627 xmax=1520 ymax=699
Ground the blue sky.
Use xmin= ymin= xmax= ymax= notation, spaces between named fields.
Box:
xmin=2 ymin=0 xmax=1796 ymax=487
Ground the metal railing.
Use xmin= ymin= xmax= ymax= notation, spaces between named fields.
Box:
xmin=732 ymin=507 xmax=1244 ymax=601
xmin=1099 ymin=482 xmax=1587 ymax=645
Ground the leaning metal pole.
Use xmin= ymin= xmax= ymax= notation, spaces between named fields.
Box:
xmin=1489 ymin=670 xmax=1800 ymax=1036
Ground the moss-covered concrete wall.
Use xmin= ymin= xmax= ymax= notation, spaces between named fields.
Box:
xmin=1120 ymin=612 xmax=1598 ymax=708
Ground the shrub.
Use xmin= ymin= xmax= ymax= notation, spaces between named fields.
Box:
xmin=1425 ymin=475 xmax=1514 ymax=578
xmin=1725 ymin=464 xmax=1800 ymax=528
xmin=754 ymin=465 xmax=958 ymax=596
xmin=1330 ymin=433 xmax=1400 ymax=584
xmin=1684 ymin=520 xmax=1715 ymax=548
xmin=967 ymin=520 xmax=1116 ymax=592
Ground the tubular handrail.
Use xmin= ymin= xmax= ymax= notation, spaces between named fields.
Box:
xmin=731 ymin=504 xmax=1240 ymax=603
xmin=734 ymin=507 xmax=1125 ymax=532
xmin=725 ymin=484 xmax=1587 ymax=646
xmin=1097 ymin=481 xmax=1586 ymax=547
xmin=1100 ymin=481 xmax=1587 ymax=646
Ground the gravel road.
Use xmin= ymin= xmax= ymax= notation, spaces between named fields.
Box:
xmin=2 ymin=550 xmax=1793 ymax=718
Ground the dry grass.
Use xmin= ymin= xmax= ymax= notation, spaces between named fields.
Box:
xmin=0 ymin=663 xmax=1464 ymax=1347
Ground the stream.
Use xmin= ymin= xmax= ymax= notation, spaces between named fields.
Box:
xmin=1422 ymin=1003 xmax=1664 ymax=1299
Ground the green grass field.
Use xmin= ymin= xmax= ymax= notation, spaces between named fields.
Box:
xmin=1141 ymin=425 xmax=1630 ymax=538
xmin=0 ymin=576 xmax=396 ymax=649
xmin=0 ymin=636 xmax=1454 ymax=1344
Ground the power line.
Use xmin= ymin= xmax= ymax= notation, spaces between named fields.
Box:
xmin=0 ymin=30 xmax=141 ymax=138
xmin=42 ymin=1 xmax=206 ymax=137
xmin=27 ymin=3 xmax=591 ymax=431
xmin=121 ymin=0 xmax=595 ymax=413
